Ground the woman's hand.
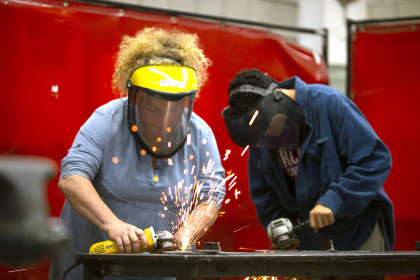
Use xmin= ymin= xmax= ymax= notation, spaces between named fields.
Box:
xmin=104 ymin=219 xmax=148 ymax=254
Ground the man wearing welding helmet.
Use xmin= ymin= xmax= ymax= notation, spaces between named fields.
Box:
xmin=50 ymin=27 xmax=225 ymax=279
xmin=222 ymin=70 xmax=394 ymax=260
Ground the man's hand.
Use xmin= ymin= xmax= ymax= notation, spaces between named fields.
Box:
xmin=104 ymin=219 xmax=148 ymax=254
xmin=309 ymin=204 xmax=334 ymax=233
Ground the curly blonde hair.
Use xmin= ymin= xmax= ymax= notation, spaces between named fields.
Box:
xmin=112 ymin=27 xmax=211 ymax=97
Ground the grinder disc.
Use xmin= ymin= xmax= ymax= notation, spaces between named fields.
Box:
xmin=155 ymin=245 xmax=180 ymax=254
xmin=271 ymin=238 xmax=300 ymax=250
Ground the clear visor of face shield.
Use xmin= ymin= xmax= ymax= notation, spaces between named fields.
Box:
xmin=130 ymin=87 xmax=195 ymax=157
xmin=222 ymin=91 xmax=305 ymax=150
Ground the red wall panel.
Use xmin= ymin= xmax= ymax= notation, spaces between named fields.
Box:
xmin=0 ymin=0 xmax=328 ymax=278
xmin=350 ymin=20 xmax=420 ymax=252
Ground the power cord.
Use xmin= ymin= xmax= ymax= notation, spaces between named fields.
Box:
xmin=63 ymin=260 xmax=82 ymax=280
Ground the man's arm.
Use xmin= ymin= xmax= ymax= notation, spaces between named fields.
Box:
xmin=315 ymin=94 xmax=391 ymax=224
xmin=58 ymin=175 xmax=147 ymax=253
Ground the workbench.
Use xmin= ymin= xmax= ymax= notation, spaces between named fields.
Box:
xmin=76 ymin=250 xmax=420 ymax=279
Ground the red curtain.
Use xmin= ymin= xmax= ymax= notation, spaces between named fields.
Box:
xmin=350 ymin=19 xmax=420 ymax=252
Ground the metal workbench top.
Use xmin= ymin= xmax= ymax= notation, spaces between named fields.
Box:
xmin=76 ymin=250 xmax=420 ymax=279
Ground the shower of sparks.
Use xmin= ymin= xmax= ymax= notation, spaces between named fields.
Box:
xmin=159 ymin=153 xmax=232 ymax=251
xmin=223 ymin=149 xmax=231 ymax=161
xmin=203 ymin=159 xmax=215 ymax=174
xmin=154 ymin=128 xmax=250 ymax=252
xmin=168 ymin=187 xmax=173 ymax=200
xmin=227 ymin=175 xmax=237 ymax=191
xmin=239 ymin=247 xmax=256 ymax=251
xmin=241 ymin=145 xmax=249 ymax=156
xmin=233 ymin=225 xmax=250 ymax=232
xmin=249 ymin=110 xmax=259 ymax=126
xmin=234 ymin=189 xmax=241 ymax=199
xmin=51 ymin=85 xmax=59 ymax=99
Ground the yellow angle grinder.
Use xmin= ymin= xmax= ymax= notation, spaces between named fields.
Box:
xmin=89 ymin=226 xmax=178 ymax=254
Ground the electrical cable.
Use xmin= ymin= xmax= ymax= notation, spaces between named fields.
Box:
xmin=63 ymin=260 xmax=82 ymax=280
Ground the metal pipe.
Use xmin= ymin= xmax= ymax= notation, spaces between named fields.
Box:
xmin=68 ymin=0 xmax=329 ymax=64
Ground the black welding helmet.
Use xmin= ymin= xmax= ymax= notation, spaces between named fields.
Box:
xmin=222 ymin=82 xmax=306 ymax=150
xmin=127 ymin=65 xmax=198 ymax=158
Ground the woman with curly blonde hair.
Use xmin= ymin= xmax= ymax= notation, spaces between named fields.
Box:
xmin=50 ymin=27 xmax=225 ymax=280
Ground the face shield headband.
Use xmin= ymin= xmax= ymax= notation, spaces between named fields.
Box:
xmin=222 ymin=83 xmax=306 ymax=149
xmin=127 ymin=65 xmax=198 ymax=158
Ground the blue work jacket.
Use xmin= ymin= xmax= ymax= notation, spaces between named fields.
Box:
xmin=248 ymin=76 xmax=394 ymax=251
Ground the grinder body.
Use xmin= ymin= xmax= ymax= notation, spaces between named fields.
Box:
xmin=267 ymin=218 xmax=303 ymax=250
xmin=90 ymin=227 xmax=158 ymax=254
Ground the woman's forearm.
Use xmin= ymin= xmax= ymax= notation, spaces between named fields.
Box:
xmin=58 ymin=175 xmax=119 ymax=232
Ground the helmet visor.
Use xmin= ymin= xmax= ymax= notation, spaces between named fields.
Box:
xmin=256 ymin=113 xmax=301 ymax=150
xmin=222 ymin=91 xmax=305 ymax=150
xmin=222 ymin=93 xmax=276 ymax=148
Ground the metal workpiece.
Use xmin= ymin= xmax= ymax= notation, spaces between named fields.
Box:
xmin=76 ymin=250 xmax=420 ymax=279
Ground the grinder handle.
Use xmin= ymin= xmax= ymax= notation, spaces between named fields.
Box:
xmin=292 ymin=219 xmax=310 ymax=232
xmin=89 ymin=227 xmax=156 ymax=254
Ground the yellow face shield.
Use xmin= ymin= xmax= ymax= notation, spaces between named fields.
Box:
xmin=127 ymin=65 xmax=198 ymax=158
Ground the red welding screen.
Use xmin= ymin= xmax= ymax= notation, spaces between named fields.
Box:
xmin=350 ymin=19 xmax=420 ymax=252
xmin=0 ymin=0 xmax=328 ymax=278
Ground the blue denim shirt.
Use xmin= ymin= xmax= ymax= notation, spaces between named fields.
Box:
xmin=50 ymin=97 xmax=225 ymax=279
xmin=248 ymin=77 xmax=394 ymax=251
